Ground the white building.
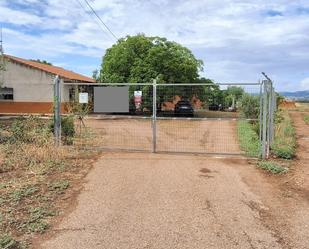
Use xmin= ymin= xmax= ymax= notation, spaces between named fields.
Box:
xmin=0 ymin=54 xmax=95 ymax=114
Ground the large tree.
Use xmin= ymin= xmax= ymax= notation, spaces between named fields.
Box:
xmin=98 ymin=35 xmax=219 ymax=111
xmin=99 ymin=34 xmax=203 ymax=83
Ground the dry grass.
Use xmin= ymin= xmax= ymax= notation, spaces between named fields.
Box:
xmin=272 ymin=110 xmax=296 ymax=159
xmin=0 ymin=117 xmax=100 ymax=248
xmin=295 ymin=102 xmax=309 ymax=112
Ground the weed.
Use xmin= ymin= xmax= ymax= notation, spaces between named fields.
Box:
xmin=46 ymin=159 xmax=66 ymax=172
xmin=9 ymin=185 xmax=39 ymax=203
xmin=271 ymin=144 xmax=295 ymax=159
xmin=14 ymin=206 xmax=55 ymax=234
xmin=0 ymin=234 xmax=21 ymax=249
xmin=272 ymin=110 xmax=296 ymax=159
xmin=25 ymin=207 xmax=54 ymax=233
xmin=0 ymin=116 xmax=97 ymax=246
xmin=48 ymin=180 xmax=70 ymax=194
xmin=257 ymin=161 xmax=288 ymax=174
xmin=304 ymin=114 xmax=309 ymax=125
xmin=0 ymin=183 xmax=8 ymax=190
xmin=49 ymin=115 xmax=75 ymax=145
xmin=237 ymin=120 xmax=260 ymax=157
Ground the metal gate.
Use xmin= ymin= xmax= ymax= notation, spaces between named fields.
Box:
xmin=57 ymin=77 xmax=275 ymax=158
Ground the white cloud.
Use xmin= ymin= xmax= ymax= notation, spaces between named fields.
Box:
xmin=0 ymin=5 xmax=42 ymax=25
xmin=0 ymin=0 xmax=308 ymax=90
xmin=300 ymin=78 xmax=309 ymax=91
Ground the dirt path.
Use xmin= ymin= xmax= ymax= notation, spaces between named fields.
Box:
xmin=36 ymin=113 xmax=309 ymax=249
xmin=289 ymin=112 xmax=309 ymax=191
xmin=82 ymin=118 xmax=241 ymax=154
xmin=37 ymin=152 xmax=307 ymax=249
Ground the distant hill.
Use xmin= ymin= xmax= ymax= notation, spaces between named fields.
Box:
xmin=279 ymin=90 xmax=309 ymax=100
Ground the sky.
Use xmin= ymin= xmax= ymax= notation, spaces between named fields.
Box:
xmin=0 ymin=0 xmax=309 ymax=92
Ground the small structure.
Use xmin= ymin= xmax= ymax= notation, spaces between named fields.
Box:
xmin=0 ymin=54 xmax=95 ymax=114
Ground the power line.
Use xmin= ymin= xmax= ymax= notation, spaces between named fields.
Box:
xmin=82 ymin=0 xmax=119 ymax=41
xmin=74 ymin=0 xmax=111 ymax=38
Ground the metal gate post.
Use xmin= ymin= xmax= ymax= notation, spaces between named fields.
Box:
xmin=269 ymin=84 xmax=275 ymax=146
xmin=152 ymin=79 xmax=157 ymax=153
xmin=261 ymin=80 xmax=268 ymax=159
xmin=259 ymin=80 xmax=263 ymax=146
xmin=266 ymin=80 xmax=272 ymax=157
xmin=53 ymin=75 xmax=61 ymax=146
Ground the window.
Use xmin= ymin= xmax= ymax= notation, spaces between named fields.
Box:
xmin=0 ymin=87 xmax=13 ymax=100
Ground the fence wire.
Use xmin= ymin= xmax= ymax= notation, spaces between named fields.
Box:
xmin=1 ymin=79 xmax=275 ymax=158
xmin=73 ymin=82 xmax=271 ymax=156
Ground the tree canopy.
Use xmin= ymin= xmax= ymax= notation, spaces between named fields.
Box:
xmin=99 ymin=34 xmax=204 ymax=83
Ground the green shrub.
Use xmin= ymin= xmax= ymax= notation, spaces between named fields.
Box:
xmin=272 ymin=144 xmax=295 ymax=159
xmin=257 ymin=161 xmax=287 ymax=174
xmin=239 ymin=94 xmax=260 ymax=119
xmin=50 ymin=115 xmax=75 ymax=145
xmin=61 ymin=116 xmax=75 ymax=139
xmin=304 ymin=114 xmax=309 ymax=125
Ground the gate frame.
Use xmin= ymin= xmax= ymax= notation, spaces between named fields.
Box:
xmin=57 ymin=79 xmax=276 ymax=158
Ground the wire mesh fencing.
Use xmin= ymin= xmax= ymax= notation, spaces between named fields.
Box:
xmin=71 ymin=81 xmax=275 ymax=158
xmin=155 ymin=83 xmax=262 ymax=155
xmin=73 ymin=83 xmax=154 ymax=152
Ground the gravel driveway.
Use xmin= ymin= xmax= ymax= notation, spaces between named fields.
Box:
xmin=39 ymin=153 xmax=283 ymax=249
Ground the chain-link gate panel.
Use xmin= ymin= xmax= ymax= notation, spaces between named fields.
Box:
xmin=72 ymin=81 xmax=275 ymax=158
xmin=155 ymin=83 xmax=262 ymax=155
xmin=74 ymin=83 xmax=154 ymax=152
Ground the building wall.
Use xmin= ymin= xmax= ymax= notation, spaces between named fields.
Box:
xmin=0 ymin=102 xmax=67 ymax=114
xmin=0 ymin=60 xmax=70 ymax=113
xmin=2 ymin=60 xmax=70 ymax=102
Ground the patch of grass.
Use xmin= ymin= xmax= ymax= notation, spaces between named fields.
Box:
xmin=272 ymin=110 xmax=296 ymax=159
xmin=19 ymin=207 xmax=55 ymax=234
xmin=48 ymin=179 xmax=70 ymax=194
xmin=0 ymin=116 xmax=99 ymax=247
xmin=237 ymin=120 xmax=260 ymax=157
xmin=0 ymin=234 xmax=23 ymax=249
xmin=9 ymin=185 xmax=39 ymax=203
xmin=257 ymin=160 xmax=288 ymax=174
xmin=304 ymin=114 xmax=309 ymax=125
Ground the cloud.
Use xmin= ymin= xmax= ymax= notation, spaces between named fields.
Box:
xmin=0 ymin=0 xmax=308 ymax=90
xmin=300 ymin=78 xmax=309 ymax=91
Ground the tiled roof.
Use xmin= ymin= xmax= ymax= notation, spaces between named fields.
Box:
xmin=4 ymin=54 xmax=96 ymax=83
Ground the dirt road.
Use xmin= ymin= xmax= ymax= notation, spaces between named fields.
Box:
xmin=37 ymin=112 xmax=309 ymax=249
xmin=37 ymin=151 xmax=309 ymax=249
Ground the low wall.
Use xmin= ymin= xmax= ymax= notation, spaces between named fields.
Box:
xmin=0 ymin=102 xmax=67 ymax=114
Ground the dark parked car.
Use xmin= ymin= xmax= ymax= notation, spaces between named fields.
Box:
xmin=208 ymin=103 xmax=223 ymax=111
xmin=208 ymin=103 xmax=219 ymax=111
xmin=174 ymin=100 xmax=194 ymax=117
